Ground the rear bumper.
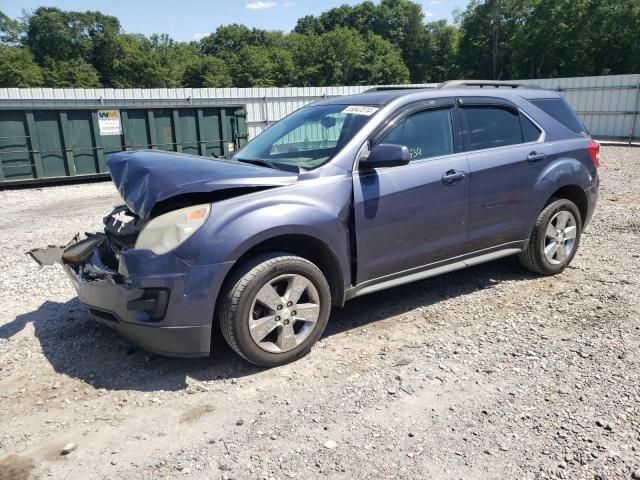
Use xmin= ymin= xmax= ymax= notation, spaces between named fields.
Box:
xmin=64 ymin=245 xmax=233 ymax=357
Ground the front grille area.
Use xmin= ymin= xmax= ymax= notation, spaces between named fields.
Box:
xmin=103 ymin=205 xmax=143 ymax=250
xmin=97 ymin=205 xmax=145 ymax=270
xmin=105 ymin=229 xmax=139 ymax=250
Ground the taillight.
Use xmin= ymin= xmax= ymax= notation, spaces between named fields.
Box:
xmin=587 ymin=139 xmax=600 ymax=169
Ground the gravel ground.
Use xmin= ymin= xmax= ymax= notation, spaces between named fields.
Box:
xmin=0 ymin=146 xmax=638 ymax=480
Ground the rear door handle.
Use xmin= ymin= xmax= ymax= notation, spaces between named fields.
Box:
xmin=441 ymin=169 xmax=467 ymax=185
xmin=528 ymin=151 xmax=546 ymax=163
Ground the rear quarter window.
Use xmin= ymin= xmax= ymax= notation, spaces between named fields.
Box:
xmin=521 ymin=114 xmax=542 ymax=142
xmin=530 ymin=98 xmax=587 ymax=135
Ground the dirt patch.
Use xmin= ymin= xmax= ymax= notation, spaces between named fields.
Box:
xmin=0 ymin=454 xmax=35 ymax=480
xmin=179 ymin=404 xmax=216 ymax=423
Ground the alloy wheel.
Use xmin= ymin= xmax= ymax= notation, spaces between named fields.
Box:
xmin=248 ymin=274 xmax=321 ymax=353
xmin=543 ymin=210 xmax=577 ymax=265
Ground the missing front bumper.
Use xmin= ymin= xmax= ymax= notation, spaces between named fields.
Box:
xmin=61 ymin=237 xmax=230 ymax=357
xmin=63 ymin=260 xmax=212 ymax=357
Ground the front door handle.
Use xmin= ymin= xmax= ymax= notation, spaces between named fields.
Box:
xmin=442 ymin=169 xmax=467 ymax=185
xmin=528 ymin=151 xmax=546 ymax=163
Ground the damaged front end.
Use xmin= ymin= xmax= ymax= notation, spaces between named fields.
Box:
xmin=60 ymin=204 xmax=223 ymax=357
xmin=61 ymin=204 xmax=176 ymax=324
xmin=62 ymin=205 xmax=142 ymax=281
xmin=58 ymin=149 xmax=298 ymax=357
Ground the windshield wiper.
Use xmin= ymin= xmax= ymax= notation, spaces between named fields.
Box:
xmin=235 ymin=158 xmax=280 ymax=169
xmin=235 ymin=158 xmax=299 ymax=173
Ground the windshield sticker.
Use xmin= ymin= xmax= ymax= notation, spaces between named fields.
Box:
xmin=342 ymin=105 xmax=379 ymax=116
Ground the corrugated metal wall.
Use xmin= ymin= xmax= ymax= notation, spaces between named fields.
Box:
xmin=1 ymin=73 xmax=638 ymax=147
xmin=0 ymin=84 xmax=435 ymax=141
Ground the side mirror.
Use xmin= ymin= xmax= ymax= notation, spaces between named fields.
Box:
xmin=360 ymin=143 xmax=410 ymax=169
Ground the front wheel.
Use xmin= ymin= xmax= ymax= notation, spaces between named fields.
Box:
xmin=519 ymin=198 xmax=582 ymax=275
xmin=219 ymin=253 xmax=331 ymax=367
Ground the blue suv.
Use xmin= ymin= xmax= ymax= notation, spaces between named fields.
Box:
xmin=63 ymin=80 xmax=600 ymax=366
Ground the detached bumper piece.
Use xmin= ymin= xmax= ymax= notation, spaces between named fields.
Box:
xmin=62 ymin=234 xmax=212 ymax=358
xmin=61 ymin=234 xmax=105 ymax=264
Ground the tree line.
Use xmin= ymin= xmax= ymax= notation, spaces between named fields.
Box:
xmin=1 ymin=0 xmax=639 ymax=89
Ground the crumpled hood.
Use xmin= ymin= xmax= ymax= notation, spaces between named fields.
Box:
xmin=107 ymin=150 xmax=298 ymax=220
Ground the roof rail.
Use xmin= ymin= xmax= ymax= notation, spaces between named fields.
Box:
xmin=438 ymin=80 xmax=544 ymax=90
xmin=363 ymin=86 xmax=435 ymax=93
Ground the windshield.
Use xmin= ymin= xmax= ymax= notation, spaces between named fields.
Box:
xmin=232 ymin=104 xmax=378 ymax=170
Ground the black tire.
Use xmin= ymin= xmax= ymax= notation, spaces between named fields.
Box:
xmin=519 ymin=198 xmax=582 ymax=275
xmin=219 ymin=253 xmax=331 ymax=367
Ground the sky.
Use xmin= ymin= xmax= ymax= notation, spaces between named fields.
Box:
xmin=1 ymin=0 xmax=471 ymax=42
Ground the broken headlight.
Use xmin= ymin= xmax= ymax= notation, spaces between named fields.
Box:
xmin=134 ymin=204 xmax=211 ymax=255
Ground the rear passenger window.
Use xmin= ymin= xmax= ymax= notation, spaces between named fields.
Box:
xmin=377 ymin=108 xmax=454 ymax=161
xmin=463 ymin=107 xmax=522 ymax=151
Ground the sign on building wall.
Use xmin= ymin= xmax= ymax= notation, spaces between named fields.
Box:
xmin=97 ymin=110 xmax=122 ymax=136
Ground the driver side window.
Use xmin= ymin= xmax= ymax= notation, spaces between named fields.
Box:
xmin=378 ymin=108 xmax=454 ymax=161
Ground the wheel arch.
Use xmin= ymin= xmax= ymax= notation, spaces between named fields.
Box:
xmin=547 ymin=184 xmax=588 ymax=224
xmin=529 ymin=154 xmax=593 ymax=230
xmin=217 ymin=233 xmax=347 ymax=311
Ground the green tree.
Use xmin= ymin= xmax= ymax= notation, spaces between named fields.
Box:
xmin=294 ymin=1 xmax=378 ymax=34
xmin=200 ymin=24 xmax=285 ymax=59
xmin=110 ymin=34 xmax=169 ymax=88
xmin=456 ymin=0 xmax=640 ymax=79
xmin=183 ymin=56 xmax=232 ymax=87
xmin=0 ymin=11 xmax=23 ymax=46
xmin=0 ymin=45 xmax=43 ymax=87
xmin=42 ymin=58 xmax=100 ymax=87
xmin=200 ymin=24 xmax=253 ymax=57
xmin=456 ymin=0 xmax=518 ymax=79
xmin=588 ymin=0 xmax=640 ymax=75
xmin=22 ymin=7 xmax=123 ymax=85
xmin=348 ymin=1 xmax=379 ymax=32
xmin=293 ymin=15 xmax=322 ymax=35
xmin=373 ymin=0 xmax=429 ymax=82
xmin=423 ymin=20 xmax=460 ymax=82
xmin=318 ymin=28 xmax=367 ymax=85
xmin=362 ymin=32 xmax=410 ymax=85
xmin=286 ymin=33 xmax=324 ymax=86
xmin=504 ymin=0 xmax=584 ymax=78
xmin=25 ymin=7 xmax=74 ymax=62
xmin=293 ymin=0 xmax=427 ymax=82
xmin=506 ymin=0 xmax=640 ymax=78
xmin=231 ymin=45 xmax=295 ymax=87
xmin=89 ymin=14 xmax=125 ymax=86
xmin=318 ymin=27 xmax=411 ymax=86
xmin=150 ymin=33 xmax=200 ymax=86
xmin=317 ymin=4 xmax=354 ymax=32
xmin=288 ymin=28 xmax=409 ymax=87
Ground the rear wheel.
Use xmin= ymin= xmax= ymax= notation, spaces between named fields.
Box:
xmin=219 ymin=253 xmax=331 ymax=367
xmin=519 ymin=198 xmax=582 ymax=275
